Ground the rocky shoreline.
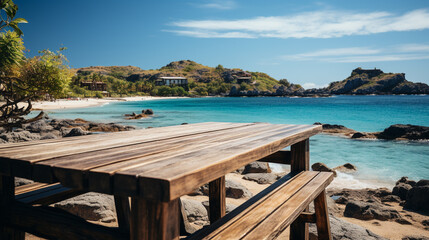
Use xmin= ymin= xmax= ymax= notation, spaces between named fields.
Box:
xmin=0 ymin=113 xmax=135 ymax=144
xmin=315 ymin=123 xmax=429 ymax=141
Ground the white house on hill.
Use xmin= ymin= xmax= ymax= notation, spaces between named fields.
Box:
xmin=155 ymin=77 xmax=188 ymax=86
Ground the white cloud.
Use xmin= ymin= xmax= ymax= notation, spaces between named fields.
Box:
xmin=197 ymin=0 xmax=237 ymax=10
xmin=281 ymin=44 xmax=429 ymax=63
xmin=169 ymin=9 xmax=429 ymax=39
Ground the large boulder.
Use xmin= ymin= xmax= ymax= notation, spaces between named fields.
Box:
xmin=377 ymin=124 xmax=429 ymax=140
xmin=0 ymin=130 xmax=41 ymax=143
xmin=393 ymin=183 xmax=412 ymax=200
xmin=333 ymin=163 xmax=357 ymax=173
xmin=197 ymin=179 xmax=252 ymax=199
xmin=181 ymin=199 xmax=208 ymax=224
xmin=242 ymin=162 xmax=271 ymax=174
xmin=311 ymin=162 xmax=337 ymax=176
xmin=24 ymin=120 xmax=54 ymax=133
xmin=243 ymin=173 xmax=278 ymax=184
xmin=309 ymin=215 xmax=387 ymax=240
xmin=64 ymin=127 xmax=88 ymax=137
xmin=54 ymin=193 xmax=116 ymax=223
xmin=404 ymin=180 xmax=429 ymax=214
xmin=344 ymin=200 xmax=400 ymax=221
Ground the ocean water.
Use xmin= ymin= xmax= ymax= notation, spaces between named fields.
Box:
xmin=46 ymin=95 xmax=429 ymax=188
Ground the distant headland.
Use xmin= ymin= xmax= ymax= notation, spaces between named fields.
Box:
xmin=72 ymin=60 xmax=429 ymax=97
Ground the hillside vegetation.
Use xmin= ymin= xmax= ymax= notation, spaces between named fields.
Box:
xmin=70 ymin=60 xmax=292 ymax=97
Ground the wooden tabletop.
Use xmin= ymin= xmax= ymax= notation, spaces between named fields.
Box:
xmin=0 ymin=122 xmax=322 ymax=201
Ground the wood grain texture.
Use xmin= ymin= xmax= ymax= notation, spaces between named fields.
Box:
xmin=314 ymin=190 xmax=332 ymax=240
xmin=298 ymin=212 xmax=316 ymax=223
xmin=1 ymin=201 xmax=127 ymax=240
xmin=130 ymin=197 xmax=180 ymax=240
xmin=187 ymin=172 xmax=334 ymax=240
xmin=209 ymin=176 xmax=226 ymax=223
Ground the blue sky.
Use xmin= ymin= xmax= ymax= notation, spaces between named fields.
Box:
xmin=14 ymin=0 xmax=429 ymax=88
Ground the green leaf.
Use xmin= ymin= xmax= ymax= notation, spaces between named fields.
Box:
xmin=9 ymin=22 xmax=23 ymax=36
xmin=11 ymin=18 xmax=27 ymax=24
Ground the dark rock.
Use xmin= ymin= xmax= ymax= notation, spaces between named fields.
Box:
xmin=344 ymin=200 xmax=400 ymax=220
xmin=395 ymin=218 xmax=412 ymax=225
xmin=402 ymin=236 xmax=429 ymax=240
xmin=197 ymin=179 xmax=252 ymax=199
xmin=377 ymin=124 xmax=429 ymax=140
xmin=333 ymin=163 xmax=357 ymax=173
xmin=351 ymin=132 xmax=367 ymax=138
xmin=54 ymin=193 xmax=116 ymax=223
xmin=328 ymin=188 xmax=392 ymax=205
xmin=242 ymin=162 xmax=271 ymax=174
xmin=311 ymin=162 xmax=337 ymax=176
xmin=309 ymin=215 xmax=387 ymax=240
xmin=380 ymin=195 xmax=401 ymax=203
xmin=64 ymin=127 xmax=88 ymax=137
xmin=24 ymin=120 xmax=54 ymax=133
xmin=396 ymin=176 xmax=417 ymax=187
xmin=243 ymin=173 xmax=278 ymax=184
xmin=143 ymin=109 xmax=154 ymax=115
xmin=393 ymin=183 xmax=412 ymax=200
xmin=404 ymin=180 xmax=429 ymax=214
xmin=14 ymin=177 xmax=34 ymax=187
xmin=0 ymin=130 xmax=41 ymax=143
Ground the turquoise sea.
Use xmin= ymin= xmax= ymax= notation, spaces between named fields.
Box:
xmin=46 ymin=95 xmax=429 ymax=188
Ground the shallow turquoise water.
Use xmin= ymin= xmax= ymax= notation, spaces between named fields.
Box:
xmin=46 ymin=95 xmax=429 ymax=187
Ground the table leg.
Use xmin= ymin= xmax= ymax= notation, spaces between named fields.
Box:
xmin=209 ymin=176 xmax=226 ymax=223
xmin=130 ymin=197 xmax=180 ymax=240
xmin=290 ymin=139 xmax=310 ymax=240
xmin=114 ymin=195 xmax=131 ymax=234
xmin=0 ymin=175 xmax=25 ymax=240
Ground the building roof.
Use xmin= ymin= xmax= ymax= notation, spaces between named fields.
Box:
xmin=159 ymin=77 xmax=187 ymax=80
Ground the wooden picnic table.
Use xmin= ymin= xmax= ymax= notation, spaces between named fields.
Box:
xmin=0 ymin=122 xmax=324 ymax=240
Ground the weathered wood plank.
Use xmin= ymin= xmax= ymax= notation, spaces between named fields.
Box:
xmin=15 ymin=182 xmax=49 ymax=195
xmin=187 ymin=172 xmax=301 ymax=240
xmin=130 ymin=197 xmax=180 ymax=240
xmin=314 ymin=190 xmax=332 ymax=240
xmin=242 ymin=172 xmax=334 ymax=240
xmin=139 ymin=125 xmax=321 ymax=201
xmin=1 ymin=201 xmax=127 ymax=240
xmin=200 ymin=172 xmax=318 ymax=240
xmin=208 ymin=176 xmax=226 ymax=223
xmin=298 ymin=212 xmax=316 ymax=223
xmin=15 ymin=183 xmax=83 ymax=205
xmin=257 ymin=150 xmax=291 ymax=164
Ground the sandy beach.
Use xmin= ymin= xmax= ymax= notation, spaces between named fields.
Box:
xmin=28 ymin=96 xmax=188 ymax=110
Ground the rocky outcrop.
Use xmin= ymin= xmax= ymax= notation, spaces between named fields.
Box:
xmin=324 ymin=68 xmax=429 ymax=95
xmin=311 ymin=162 xmax=337 ymax=177
xmin=309 ymin=215 xmax=388 ymax=240
xmin=344 ymin=200 xmax=400 ymax=220
xmin=0 ymin=116 xmax=135 ymax=144
xmin=377 ymin=124 xmax=429 ymax=140
xmin=333 ymin=163 xmax=357 ymax=173
xmin=125 ymin=109 xmax=154 ymax=120
xmin=328 ymin=188 xmax=392 ymax=204
xmin=54 ymin=193 xmax=116 ymax=223
xmin=404 ymin=180 xmax=429 ymax=214
xmin=313 ymin=122 xmax=357 ymax=136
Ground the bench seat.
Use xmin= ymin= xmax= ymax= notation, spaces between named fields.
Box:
xmin=15 ymin=182 xmax=83 ymax=205
xmin=188 ymin=171 xmax=334 ymax=240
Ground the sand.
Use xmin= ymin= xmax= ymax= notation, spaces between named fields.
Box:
xmin=20 ymin=96 xmax=189 ymax=111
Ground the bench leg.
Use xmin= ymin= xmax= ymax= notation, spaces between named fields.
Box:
xmin=114 ymin=195 xmax=131 ymax=234
xmin=290 ymin=139 xmax=310 ymax=240
xmin=209 ymin=176 xmax=226 ymax=223
xmin=0 ymin=175 xmax=25 ymax=240
xmin=130 ymin=197 xmax=180 ymax=240
xmin=314 ymin=190 xmax=332 ymax=240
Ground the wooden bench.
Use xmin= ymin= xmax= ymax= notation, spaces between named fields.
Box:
xmin=15 ymin=182 xmax=83 ymax=205
xmin=188 ymin=171 xmax=334 ymax=240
